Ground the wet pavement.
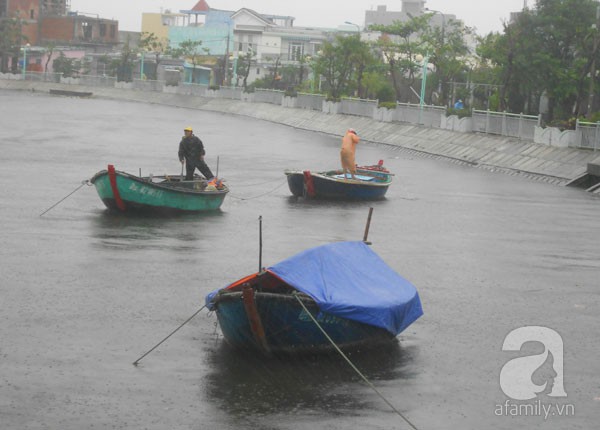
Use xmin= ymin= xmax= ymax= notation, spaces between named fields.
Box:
xmin=1 ymin=89 xmax=599 ymax=430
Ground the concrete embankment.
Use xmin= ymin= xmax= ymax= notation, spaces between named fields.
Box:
xmin=3 ymin=79 xmax=600 ymax=185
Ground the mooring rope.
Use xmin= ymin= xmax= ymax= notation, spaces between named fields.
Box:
xmin=39 ymin=179 xmax=91 ymax=217
xmin=132 ymin=304 xmax=207 ymax=366
xmin=228 ymin=179 xmax=288 ymax=201
xmin=294 ymin=295 xmax=419 ymax=430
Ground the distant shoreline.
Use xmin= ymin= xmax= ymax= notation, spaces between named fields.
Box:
xmin=2 ymin=78 xmax=597 ymax=186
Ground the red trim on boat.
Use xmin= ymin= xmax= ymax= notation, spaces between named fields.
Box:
xmin=107 ymin=164 xmax=126 ymax=211
xmin=302 ymin=170 xmax=316 ymax=197
xmin=242 ymin=284 xmax=270 ymax=353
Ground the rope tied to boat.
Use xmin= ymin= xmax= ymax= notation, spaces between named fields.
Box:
xmin=228 ymin=179 xmax=288 ymax=201
xmin=39 ymin=179 xmax=91 ymax=217
xmin=293 ymin=294 xmax=419 ymax=430
xmin=132 ymin=304 xmax=207 ymax=366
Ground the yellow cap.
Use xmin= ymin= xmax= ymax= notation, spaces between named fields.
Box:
xmin=184 ymin=126 xmax=193 ymax=132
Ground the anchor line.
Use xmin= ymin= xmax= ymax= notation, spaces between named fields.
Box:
xmin=39 ymin=180 xmax=91 ymax=217
xmin=293 ymin=295 xmax=419 ymax=430
xmin=228 ymin=179 xmax=288 ymax=201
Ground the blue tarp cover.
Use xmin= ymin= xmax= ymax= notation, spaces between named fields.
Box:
xmin=207 ymin=241 xmax=423 ymax=335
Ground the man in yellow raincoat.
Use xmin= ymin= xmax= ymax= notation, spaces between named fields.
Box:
xmin=340 ymin=128 xmax=360 ymax=179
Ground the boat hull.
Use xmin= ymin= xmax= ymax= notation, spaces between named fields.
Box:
xmin=213 ymin=291 xmax=394 ymax=354
xmin=286 ymin=170 xmax=390 ymax=200
xmin=90 ymin=167 xmax=228 ymax=213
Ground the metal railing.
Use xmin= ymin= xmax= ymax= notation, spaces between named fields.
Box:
xmin=395 ymin=102 xmax=446 ymax=127
xmin=575 ymin=120 xmax=600 ymax=151
xmin=5 ymin=72 xmax=594 ymax=148
xmin=340 ymin=97 xmax=378 ymax=117
xmin=20 ymin=71 xmax=62 ymax=83
xmin=296 ymin=92 xmax=325 ymax=110
xmin=254 ymin=88 xmax=284 ymax=105
xmin=472 ymin=110 xmax=541 ymax=141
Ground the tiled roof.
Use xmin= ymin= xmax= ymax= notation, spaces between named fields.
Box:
xmin=191 ymin=0 xmax=209 ymax=12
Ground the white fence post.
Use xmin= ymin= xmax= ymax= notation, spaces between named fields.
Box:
xmin=518 ymin=113 xmax=523 ymax=139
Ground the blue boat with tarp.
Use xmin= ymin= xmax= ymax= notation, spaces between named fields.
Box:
xmin=206 ymin=241 xmax=423 ymax=354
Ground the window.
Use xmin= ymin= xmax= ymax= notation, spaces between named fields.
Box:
xmin=289 ymin=43 xmax=304 ymax=61
xmin=110 ymin=25 xmax=116 ymax=38
xmin=82 ymin=22 xmax=92 ymax=39
xmin=99 ymin=24 xmax=106 ymax=37
xmin=30 ymin=9 xmax=34 ymax=19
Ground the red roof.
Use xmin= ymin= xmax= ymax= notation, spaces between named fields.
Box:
xmin=192 ymin=0 xmax=209 ymax=11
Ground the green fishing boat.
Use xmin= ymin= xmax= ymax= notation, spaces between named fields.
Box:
xmin=90 ymin=165 xmax=228 ymax=213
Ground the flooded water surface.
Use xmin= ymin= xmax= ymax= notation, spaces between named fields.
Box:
xmin=1 ymin=90 xmax=598 ymax=429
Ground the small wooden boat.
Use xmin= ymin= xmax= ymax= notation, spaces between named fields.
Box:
xmin=285 ymin=161 xmax=393 ymax=200
xmin=90 ymin=164 xmax=228 ymax=213
xmin=205 ymin=241 xmax=423 ymax=354
xmin=49 ymin=89 xmax=93 ymax=97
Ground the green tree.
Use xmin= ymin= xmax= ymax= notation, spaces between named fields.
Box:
xmin=176 ymin=39 xmax=205 ymax=83
xmin=312 ymin=34 xmax=372 ymax=100
xmin=139 ymin=32 xmax=170 ymax=80
xmin=116 ymin=38 xmax=135 ymax=82
xmin=235 ymin=50 xmax=255 ymax=90
xmin=52 ymin=52 xmax=76 ymax=77
xmin=0 ymin=15 xmax=27 ymax=73
xmin=478 ymin=0 xmax=599 ymax=120
xmin=370 ymin=15 xmax=430 ymax=102
xmin=419 ymin=13 xmax=472 ymax=106
xmin=43 ymin=43 xmax=56 ymax=74
xmin=535 ymin=0 xmax=600 ymax=118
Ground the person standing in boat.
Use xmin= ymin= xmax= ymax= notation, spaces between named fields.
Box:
xmin=178 ymin=126 xmax=214 ymax=181
xmin=340 ymin=128 xmax=360 ymax=179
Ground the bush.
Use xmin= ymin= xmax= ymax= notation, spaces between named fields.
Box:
xmin=284 ymin=87 xmax=298 ymax=97
xmin=378 ymin=101 xmax=396 ymax=110
xmin=447 ymin=107 xmax=471 ymax=118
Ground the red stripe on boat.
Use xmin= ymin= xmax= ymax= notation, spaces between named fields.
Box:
xmin=107 ymin=164 xmax=126 ymax=211
xmin=303 ymin=170 xmax=316 ymax=197
xmin=242 ymin=284 xmax=270 ymax=353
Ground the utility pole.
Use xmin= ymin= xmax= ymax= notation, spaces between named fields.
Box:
xmin=588 ymin=5 xmax=600 ymax=116
xmin=223 ymin=29 xmax=230 ymax=86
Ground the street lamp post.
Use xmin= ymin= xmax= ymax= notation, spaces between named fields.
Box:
xmin=223 ymin=23 xmax=231 ymax=86
xmin=588 ymin=5 xmax=600 ymax=116
xmin=140 ymin=50 xmax=145 ymax=80
xmin=416 ymin=53 xmax=430 ymax=124
xmin=344 ymin=21 xmax=361 ymax=36
xmin=22 ymin=43 xmax=30 ymax=79
xmin=425 ymin=8 xmax=445 ymax=102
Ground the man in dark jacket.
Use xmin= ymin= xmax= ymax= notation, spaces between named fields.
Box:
xmin=178 ymin=126 xmax=214 ymax=180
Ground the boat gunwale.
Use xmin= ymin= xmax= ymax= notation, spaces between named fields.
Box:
xmin=90 ymin=169 xmax=229 ymax=196
xmin=284 ymin=170 xmax=392 ymax=187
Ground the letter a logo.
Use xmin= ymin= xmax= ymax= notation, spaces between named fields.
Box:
xmin=500 ymin=326 xmax=567 ymax=400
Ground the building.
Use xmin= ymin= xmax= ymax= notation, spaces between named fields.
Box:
xmin=365 ymin=1 xmax=458 ymax=33
xmin=141 ymin=1 xmax=339 ymax=86
xmin=3 ymin=0 xmax=119 ymax=48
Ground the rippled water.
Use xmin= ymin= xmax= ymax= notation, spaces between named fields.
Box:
xmin=1 ymin=89 xmax=598 ymax=429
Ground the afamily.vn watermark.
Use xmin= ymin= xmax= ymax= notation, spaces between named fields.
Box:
xmin=494 ymin=399 xmax=575 ymax=420
xmin=495 ymin=326 xmax=576 ymax=420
